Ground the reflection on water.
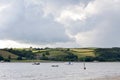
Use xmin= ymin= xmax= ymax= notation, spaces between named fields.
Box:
xmin=0 ymin=62 xmax=120 ymax=80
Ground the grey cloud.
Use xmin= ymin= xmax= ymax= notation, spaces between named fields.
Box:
xmin=0 ymin=0 xmax=70 ymax=44
xmin=1 ymin=0 xmax=120 ymax=48
xmin=93 ymin=13 xmax=120 ymax=47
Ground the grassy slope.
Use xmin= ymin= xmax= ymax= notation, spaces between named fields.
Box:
xmin=32 ymin=49 xmax=68 ymax=57
xmin=31 ymin=48 xmax=96 ymax=58
xmin=0 ymin=50 xmax=18 ymax=59
xmin=70 ymin=48 xmax=96 ymax=58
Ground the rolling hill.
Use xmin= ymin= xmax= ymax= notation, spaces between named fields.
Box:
xmin=0 ymin=50 xmax=18 ymax=59
xmin=0 ymin=47 xmax=120 ymax=62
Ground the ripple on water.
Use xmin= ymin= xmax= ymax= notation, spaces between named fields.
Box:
xmin=0 ymin=62 xmax=120 ymax=80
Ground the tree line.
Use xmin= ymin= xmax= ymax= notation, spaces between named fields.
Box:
xmin=1 ymin=48 xmax=120 ymax=62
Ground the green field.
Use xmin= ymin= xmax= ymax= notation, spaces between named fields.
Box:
xmin=70 ymin=48 xmax=95 ymax=58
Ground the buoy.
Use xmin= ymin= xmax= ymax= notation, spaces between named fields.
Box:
xmin=84 ymin=67 xmax=86 ymax=70
xmin=83 ymin=59 xmax=86 ymax=70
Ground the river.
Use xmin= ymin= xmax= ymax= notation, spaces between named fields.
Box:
xmin=0 ymin=62 xmax=120 ymax=80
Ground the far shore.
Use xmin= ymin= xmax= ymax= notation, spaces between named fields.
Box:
xmin=1 ymin=60 xmax=120 ymax=63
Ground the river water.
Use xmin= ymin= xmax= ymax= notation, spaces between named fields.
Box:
xmin=0 ymin=62 xmax=120 ymax=80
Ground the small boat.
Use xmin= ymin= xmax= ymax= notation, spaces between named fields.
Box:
xmin=51 ymin=65 xmax=59 ymax=67
xmin=68 ymin=61 xmax=73 ymax=65
xmin=0 ymin=61 xmax=4 ymax=63
xmin=32 ymin=62 xmax=40 ymax=65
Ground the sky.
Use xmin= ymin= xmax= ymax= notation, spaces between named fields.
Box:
xmin=0 ymin=0 xmax=120 ymax=48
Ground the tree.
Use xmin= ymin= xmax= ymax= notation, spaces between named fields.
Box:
xmin=45 ymin=51 xmax=50 ymax=55
xmin=8 ymin=55 xmax=11 ymax=60
xmin=17 ymin=56 xmax=22 ymax=60
xmin=67 ymin=48 xmax=70 ymax=51
xmin=40 ymin=53 xmax=48 ymax=60
xmin=0 ymin=55 xmax=4 ymax=60
xmin=84 ymin=56 xmax=95 ymax=62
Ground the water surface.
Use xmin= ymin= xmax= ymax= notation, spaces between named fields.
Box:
xmin=0 ymin=62 xmax=120 ymax=80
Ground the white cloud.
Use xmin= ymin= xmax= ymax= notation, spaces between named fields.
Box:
xmin=70 ymin=0 xmax=120 ymax=47
xmin=55 ymin=2 xmax=97 ymax=25
xmin=0 ymin=40 xmax=32 ymax=48
xmin=43 ymin=0 xmax=120 ymax=47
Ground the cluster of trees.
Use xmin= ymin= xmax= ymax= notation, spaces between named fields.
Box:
xmin=95 ymin=48 xmax=120 ymax=61
xmin=0 ymin=55 xmax=11 ymax=62
xmin=5 ymin=48 xmax=35 ymax=60
xmin=48 ymin=52 xmax=78 ymax=61
xmin=79 ymin=48 xmax=120 ymax=62
xmin=38 ymin=49 xmax=78 ymax=61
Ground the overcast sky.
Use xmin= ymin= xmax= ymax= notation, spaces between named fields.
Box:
xmin=0 ymin=0 xmax=120 ymax=48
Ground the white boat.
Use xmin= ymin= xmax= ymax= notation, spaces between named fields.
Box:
xmin=68 ymin=61 xmax=73 ymax=65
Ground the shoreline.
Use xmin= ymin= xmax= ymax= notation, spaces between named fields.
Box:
xmin=90 ymin=75 xmax=120 ymax=80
